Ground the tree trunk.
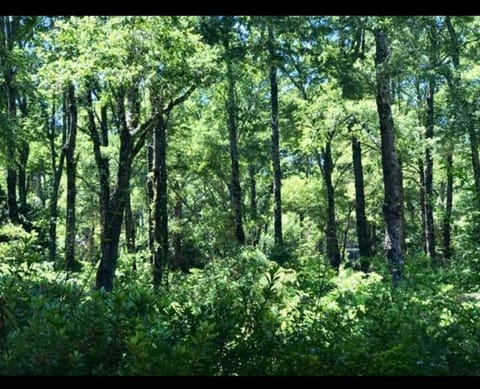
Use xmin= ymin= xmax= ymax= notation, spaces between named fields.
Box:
xmin=443 ymin=144 xmax=454 ymax=259
xmin=17 ymin=97 xmax=29 ymax=221
xmin=248 ymin=164 xmax=260 ymax=247
xmin=398 ymin=156 xmax=407 ymax=254
xmin=318 ymin=139 xmax=341 ymax=270
xmin=17 ymin=140 xmax=29 ymax=219
xmin=124 ymin=189 xmax=136 ymax=254
xmin=351 ymin=136 xmax=371 ymax=271
xmin=95 ymin=122 xmax=132 ymax=291
xmin=64 ymin=84 xmax=78 ymax=271
xmin=424 ymin=78 xmax=436 ymax=259
xmin=153 ymin=115 xmax=169 ymax=290
xmin=5 ymin=73 xmax=18 ymax=224
xmin=442 ymin=16 xmax=459 ymax=258
xmin=374 ymin=28 xmax=404 ymax=284
xmin=267 ymin=24 xmax=283 ymax=247
xmin=172 ymin=184 xmax=185 ymax=271
xmin=468 ymin=124 xmax=480 ymax=210
xmin=226 ymin=56 xmax=246 ymax=245
xmin=86 ymin=88 xmax=110 ymax=265
xmin=418 ymin=159 xmax=427 ymax=253
xmin=48 ymin=100 xmax=65 ymax=263
xmin=1 ymin=17 xmax=19 ymax=224
xmin=147 ymin=134 xmax=155 ymax=264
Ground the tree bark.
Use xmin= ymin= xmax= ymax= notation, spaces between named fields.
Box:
xmin=172 ymin=182 xmax=185 ymax=271
xmin=318 ymin=138 xmax=341 ymax=270
xmin=418 ymin=159 xmax=427 ymax=253
xmin=351 ymin=135 xmax=371 ymax=271
xmin=1 ymin=16 xmax=19 ymax=224
xmin=248 ymin=164 xmax=260 ymax=247
xmin=443 ymin=144 xmax=454 ymax=259
xmin=124 ymin=189 xmax=136 ymax=254
xmin=147 ymin=134 xmax=155 ymax=264
xmin=153 ymin=115 xmax=168 ymax=291
xmin=17 ymin=97 xmax=29 ymax=221
xmin=374 ymin=28 xmax=404 ymax=284
xmin=17 ymin=141 xmax=29 ymax=219
xmin=64 ymin=84 xmax=78 ymax=271
xmin=267 ymin=24 xmax=283 ymax=247
xmin=424 ymin=78 xmax=436 ymax=259
xmin=226 ymin=55 xmax=246 ymax=245
xmin=95 ymin=110 xmax=133 ymax=291
xmin=47 ymin=100 xmax=65 ymax=263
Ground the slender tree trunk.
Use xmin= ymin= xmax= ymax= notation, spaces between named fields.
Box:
xmin=17 ymin=140 xmax=29 ymax=218
xmin=48 ymin=100 xmax=65 ymax=263
xmin=267 ymin=24 xmax=283 ymax=247
xmin=1 ymin=17 xmax=19 ymax=224
xmin=172 ymin=183 xmax=185 ymax=271
xmin=86 ymin=88 xmax=110 ymax=267
xmin=468 ymin=124 xmax=480 ymax=210
xmin=352 ymin=136 xmax=371 ymax=271
xmin=5 ymin=73 xmax=18 ymax=224
xmin=318 ymin=139 xmax=341 ymax=270
xmin=374 ymin=28 xmax=404 ymax=284
xmin=147 ymin=134 xmax=154 ymax=264
xmin=153 ymin=115 xmax=168 ymax=290
xmin=442 ymin=16 xmax=459 ymax=258
xmin=124 ymin=189 xmax=136 ymax=254
xmin=95 ymin=123 xmax=133 ymax=291
xmin=64 ymin=84 xmax=78 ymax=271
xmin=424 ymin=79 xmax=436 ymax=259
xmin=226 ymin=56 xmax=245 ymax=244
xmin=418 ymin=159 xmax=427 ymax=253
xmin=249 ymin=164 xmax=260 ymax=247
xmin=443 ymin=144 xmax=454 ymax=259
xmin=398 ymin=156 xmax=407 ymax=254
xmin=17 ymin=98 xmax=29 ymax=221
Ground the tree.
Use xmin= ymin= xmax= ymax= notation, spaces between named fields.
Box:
xmin=64 ymin=83 xmax=78 ymax=271
xmin=374 ymin=27 xmax=404 ymax=283
xmin=267 ymin=22 xmax=283 ymax=247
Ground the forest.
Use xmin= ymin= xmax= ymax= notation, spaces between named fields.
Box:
xmin=0 ymin=15 xmax=479 ymax=375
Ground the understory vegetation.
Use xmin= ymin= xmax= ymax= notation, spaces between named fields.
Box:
xmin=1 ymin=234 xmax=479 ymax=375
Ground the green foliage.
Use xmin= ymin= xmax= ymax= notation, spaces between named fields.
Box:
xmin=1 ymin=246 xmax=480 ymax=375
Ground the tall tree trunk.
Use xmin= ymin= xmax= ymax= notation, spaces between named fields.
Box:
xmin=147 ymin=134 xmax=155 ymax=264
xmin=248 ymin=164 xmax=260 ymax=247
xmin=351 ymin=135 xmax=371 ymax=271
xmin=64 ymin=84 xmax=78 ymax=271
xmin=1 ymin=17 xmax=19 ymax=224
xmin=172 ymin=183 xmax=185 ymax=271
xmin=48 ymin=100 xmax=65 ymax=263
xmin=17 ymin=98 xmax=29 ymax=221
xmin=442 ymin=16 xmax=458 ymax=257
xmin=267 ymin=24 xmax=283 ymax=247
xmin=226 ymin=56 xmax=245 ymax=244
xmin=418 ymin=159 xmax=427 ymax=253
xmin=398 ymin=156 xmax=407 ymax=254
xmin=443 ymin=144 xmax=454 ymax=259
xmin=468 ymin=124 xmax=480 ymax=210
xmin=374 ymin=28 xmax=404 ymax=284
xmin=153 ymin=115 xmax=168 ymax=290
xmin=5 ymin=71 xmax=18 ymax=224
xmin=318 ymin=138 xmax=341 ymax=270
xmin=17 ymin=141 xmax=29 ymax=219
xmin=95 ymin=122 xmax=132 ymax=291
xmin=124 ymin=189 xmax=136 ymax=254
xmin=424 ymin=79 xmax=436 ymax=259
